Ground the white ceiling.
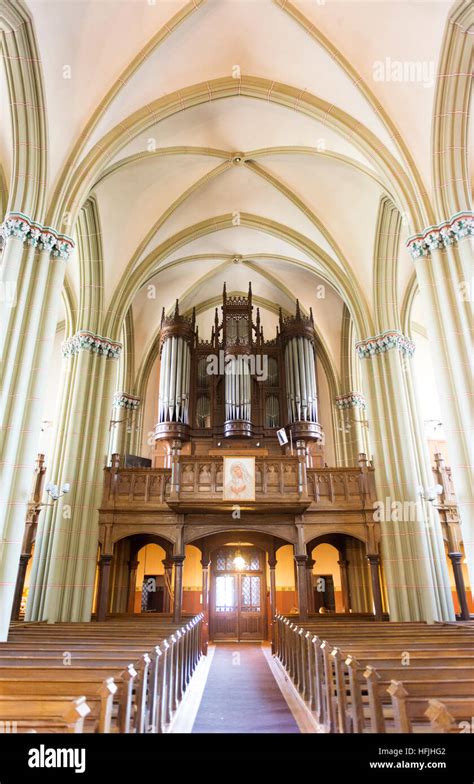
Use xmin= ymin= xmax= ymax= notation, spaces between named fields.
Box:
xmin=18 ymin=0 xmax=451 ymax=377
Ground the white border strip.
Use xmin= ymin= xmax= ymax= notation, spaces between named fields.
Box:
xmin=261 ymin=644 xmax=323 ymax=734
xmin=168 ymin=644 xmax=216 ymax=733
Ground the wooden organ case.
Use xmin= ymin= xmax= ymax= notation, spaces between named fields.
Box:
xmin=154 ymin=284 xmax=324 ymax=462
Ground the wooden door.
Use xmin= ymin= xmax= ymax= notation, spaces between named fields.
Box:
xmin=210 ymin=547 xmax=265 ymax=641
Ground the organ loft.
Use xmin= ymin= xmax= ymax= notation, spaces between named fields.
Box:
xmin=94 ymin=283 xmax=388 ymax=639
xmin=91 ymin=280 xmax=468 ymax=640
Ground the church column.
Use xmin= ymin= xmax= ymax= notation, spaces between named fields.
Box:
xmin=11 ymin=557 xmax=31 ymax=621
xmin=110 ymin=393 xmax=140 ymax=459
xmin=447 ymin=553 xmax=470 ymax=621
xmin=126 ymin=559 xmax=140 ymax=614
xmin=294 ymin=556 xmax=308 ymax=620
xmin=345 ymin=537 xmax=372 ymax=613
xmin=97 ymin=555 xmax=113 ymax=622
xmin=200 ymin=553 xmax=211 ymax=654
xmin=305 ymin=556 xmax=315 ymax=613
xmin=0 ymin=217 xmax=73 ymax=640
xmin=11 ymin=453 xmax=47 ymax=620
xmin=26 ymin=332 xmax=122 ymax=623
xmin=432 ymin=452 xmax=469 ymax=620
xmin=162 ymin=558 xmax=174 ymax=613
xmin=268 ymin=541 xmax=278 ymax=651
xmin=109 ymin=537 xmax=130 ymax=614
xmin=367 ymin=554 xmax=384 ymax=621
xmin=407 ymin=220 xmax=473 ymax=592
xmin=294 ymin=521 xmax=308 ymax=620
xmin=357 ymin=331 xmax=454 ymax=622
xmin=172 ymin=556 xmax=185 ymax=623
xmin=296 ymin=440 xmax=308 ymax=496
xmin=334 ymin=393 xmax=368 ymax=466
xmin=337 ymin=557 xmax=351 ymax=613
xmin=169 ymin=440 xmax=183 ymax=497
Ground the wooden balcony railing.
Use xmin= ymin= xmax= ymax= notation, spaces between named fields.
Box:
xmin=101 ymin=456 xmax=376 ymax=513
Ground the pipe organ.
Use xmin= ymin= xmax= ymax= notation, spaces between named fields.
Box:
xmin=155 ymin=302 xmax=195 ymax=442
xmin=155 ymin=284 xmax=323 ymax=449
xmin=279 ymin=302 xmax=321 ymax=441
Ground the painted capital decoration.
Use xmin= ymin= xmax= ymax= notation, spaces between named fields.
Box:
xmin=0 ymin=212 xmax=74 ymax=260
xmin=113 ymin=392 xmax=141 ymax=410
xmin=62 ymin=330 xmax=123 ymax=359
xmin=335 ymin=392 xmax=367 ymax=410
xmin=407 ymin=211 xmax=473 ymax=259
xmin=355 ymin=330 xmax=415 ymax=359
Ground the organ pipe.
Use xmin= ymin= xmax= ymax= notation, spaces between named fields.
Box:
xmin=225 ymin=358 xmax=251 ymax=422
xmin=284 ymin=336 xmax=318 ymax=424
xmin=157 ymin=303 xmax=195 ymax=428
xmin=155 ymin=291 xmax=322 ymax=445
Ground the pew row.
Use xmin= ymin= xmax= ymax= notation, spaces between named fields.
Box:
xmin=0 ymin=613 xmax=204 ymax=734
xmin=273 ymin=613 xmax=474 ymax=734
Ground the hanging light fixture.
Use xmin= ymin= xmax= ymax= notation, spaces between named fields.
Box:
xmin=233 ymin=544 xmax=246 ymax=570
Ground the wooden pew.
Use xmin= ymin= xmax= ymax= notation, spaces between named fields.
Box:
xmin=388 ymin=681 xmax=474 ymax=733
xmin=0 ymin=695 xmax=90 ymax=733
xmin=0 ymin=612 xmax=203 ymax=734
xmin=424 ymin=698 xmax=472 ymax=733
xmin=273 ymin=613 xmax=474 ymax=735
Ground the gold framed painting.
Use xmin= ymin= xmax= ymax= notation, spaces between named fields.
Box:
xmin=223 ymin=456 xmax=256 ymax=502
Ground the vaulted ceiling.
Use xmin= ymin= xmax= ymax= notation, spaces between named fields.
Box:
xmin=1 ymin=0 xmax=458 ymax=378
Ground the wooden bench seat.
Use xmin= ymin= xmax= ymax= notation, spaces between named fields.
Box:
xmin=0 ymin=695 xmax=90 ymax=733
xmin=273 ymin=613 xmax=474 ymax=735
xmin=0 ymin=613 xmax=204 ymax=734
xmin=388 ymin=681 xmax=474 ymax=733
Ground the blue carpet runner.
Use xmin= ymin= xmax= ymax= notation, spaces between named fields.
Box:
xmin=191 ymin=643 xmax=300 ymax=733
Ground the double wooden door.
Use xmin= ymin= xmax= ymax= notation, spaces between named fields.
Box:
xmin=210 ymin=547 xmax=265 ymax=641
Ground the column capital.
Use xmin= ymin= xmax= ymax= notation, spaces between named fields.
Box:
xmin=113 ymin=392 xmax=141 ymax=410
xmin=447 ymin=551 xmax=463 ymax=563
xmin=294 ymin=554 xmax=308 ymax=565
xmin=366 ymin=553 xmax=380 ymax=565
xmin=62 ymin=330 xmax=123 ymax=359
xmin=406 ymin=211 xmax=473 ymax=259
xmin=355 ymin=330 xmax=415 ymax=359
xmin=172 ymin=555 xmax=185 ymax=565
xmin=0 ymin=211 xmax=74 ymax=259
xmin=335 ymin=392 xmax=366 ymax=410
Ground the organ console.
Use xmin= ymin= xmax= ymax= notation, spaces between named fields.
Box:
xmin=154 ymin=284 xmax=323 ymax=457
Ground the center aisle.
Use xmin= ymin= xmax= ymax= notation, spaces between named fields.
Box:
xmin=191 ymin=643 xmax=301 ymax=733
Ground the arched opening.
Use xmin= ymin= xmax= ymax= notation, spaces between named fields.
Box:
xmin=187 ymin=529 xmax=294 ymax=642
xmin=310 ymin=542 xmax=342 ymax=613
xmin=105 ymin=534 xmax=173 ymax=616
xmin=307 ymin=533 xmax=382 ymax=617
